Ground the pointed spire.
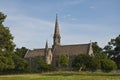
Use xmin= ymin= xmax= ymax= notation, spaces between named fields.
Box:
xmin=45 ymin=40 xmax=48 ymax=50
xmin=54 ymin=14 xmax=60 ymax=38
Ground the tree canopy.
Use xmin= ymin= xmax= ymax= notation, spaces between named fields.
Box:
xmin=104 ymin=35 xmax=120 ymax=68
xmin=0 ymin=12 xmax=15 ymax=71
xmin=60 ymin=54 xmax=69 ymax=67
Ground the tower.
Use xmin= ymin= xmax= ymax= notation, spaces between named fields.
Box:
xmin=53 ymin=14 xmax=61 ymax=46
xmin=44 ymin=41 xmax=52 ymax=64
xmin=45 ymin=40 xmax=48 ymax=54
xmin=44 ymin=40 xmax=48 ymax=61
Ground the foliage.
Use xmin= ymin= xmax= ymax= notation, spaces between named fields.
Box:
xmin=0 ymin=55 xmax=14 ymax=71
xmin=86 ymin=57 xmax=101 ymax=71
xmin=60 ymin=54 xmax=69 ymax=67
xmin=37 ymin=56 xmax=55 ymax=72
xmin=15 ymin=47 xmax=28 ymax=58
xmin=72 ymin=54 xmax=117 ymax=72
xmin=104 ymin=35 xmax=120 ymax=68
xmin=116 ymin=55 xmax=120 ymax=69
xmin=0 ymin=12 xmax=15 ymax=71
xmin=72 ymin=54 xmax=90 ymax=70
xmin=92 ymin=42 xmax=103 ymax=54
xmin=101 ymin=59 xmax=117 ymax=72
xmin=12 ymin=54 xmax=28 ymax=71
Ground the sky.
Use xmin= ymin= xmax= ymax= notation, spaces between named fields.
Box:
xmin=0 ymin=0 xmax=120 ymax=49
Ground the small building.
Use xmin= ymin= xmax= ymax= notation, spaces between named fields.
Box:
xmin=24 ymin=15 xmax=94 ymax=70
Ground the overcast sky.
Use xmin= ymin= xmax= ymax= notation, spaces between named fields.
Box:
xmin=0 ymin=0 xmax=120 ymax=49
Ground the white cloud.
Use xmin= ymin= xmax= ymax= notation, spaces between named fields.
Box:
xmin=4 ymin=14 xmax=54 ymax=49
xmin=90 ymin=6 xmax=96 ymax=9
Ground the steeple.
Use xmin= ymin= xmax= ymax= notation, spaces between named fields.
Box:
xmin=45 ymin=41 xmax=48 ymax=50
xmin=45 ymin=40 xmax=48 ymax=53
xmin=53 ymin=14 xmax=61 ymax=46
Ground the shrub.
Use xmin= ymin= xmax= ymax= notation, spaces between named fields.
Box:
xmin=101 ymin=59 xmax=117 ymax=72
xmin=72 ymin=54 xmax=94 ymax=71
xmin=60 ymin=54 xmax=69 ymax=67
xmin=86 ymin=57 xmax=101 ymax=71
xmin=37 ymin=56 xmax=55 ymax=72
xmin=12 ymin=54 xmax=28 ymax=71
xmin=72 ymin=54 xmax=101 ymax=72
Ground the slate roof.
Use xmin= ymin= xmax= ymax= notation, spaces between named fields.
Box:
xmin=24 ymin=49 xmax=45 ymax=58
xmin=53 ymin=44 xmax=90 ymax=56
xmin=24 ymin=43 xmax=90 ymax=58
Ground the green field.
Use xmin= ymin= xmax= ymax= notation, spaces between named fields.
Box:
xmin=0 ymin=71 xmax=120 ymax=80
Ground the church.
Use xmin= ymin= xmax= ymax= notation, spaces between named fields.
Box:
xmin=24 ymin=15 xmax=94 ymax=69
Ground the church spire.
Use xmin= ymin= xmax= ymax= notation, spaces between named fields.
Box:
xmin=53 ymin=14 xmax=61 ymax=46
xmin=54 ymin=14 xmax=60 ymax=38
xmin=45 ymin=40 xmax=48 ymax=50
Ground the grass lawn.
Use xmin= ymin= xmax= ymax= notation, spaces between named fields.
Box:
xmin=0 ymin=71 xmax=120 ymax=80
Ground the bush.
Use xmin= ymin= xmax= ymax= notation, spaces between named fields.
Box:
xmin=86 ymin=57 xmax=101 ymax=71
xmin=101 ymin=59 xmax=117 ymax=72
xmin=60 ymin=54 xmax=69 ymax=67
xmin=37 ymin=56 xmax=55 ymax=72
xmin=72 ymin=54 xmax=100 ymax=71
xmin=0 ymin=56 xmax=15 ymax=71
xmin=12 ymin=54 xmax=28 ymax=71
xmin=115 ymin=55 xmax=120 ymax=69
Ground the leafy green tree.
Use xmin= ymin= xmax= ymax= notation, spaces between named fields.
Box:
xmin=0 ymin=12 xmax=15 ymax=70
xmin=60 ymin=54 xmax=69 ymax=67
xmin=101 ymin=59 xmax=117 ymax=72
xmin=12 ymin=54 xmax=28 ymax=71
xmin=72 ymin=54 xmax=91 ymax=71
xmin=0 ymin=55 xmax=14 ymax=71
xmin=104 ymin=35 xmax=120 ymax=68
xmin=15 ymin=47 xmax=28 ymax=58
xmin=92 ymin=42 xmax=103 ymax=54
xmin=72 ymin=54 xmax=101 ymax=71
xmin=86 ymin=57 xmax=101 ymax=71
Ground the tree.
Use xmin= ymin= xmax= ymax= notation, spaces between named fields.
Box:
xmin=37 ymin=56 xmax=55 ymax=72
xmin=86 ymin=57 xmax=101 ymax=71
xmin=15 ymin=47 xmax=28 ymax=58
xmin=101 ymin=59 xmax=117 ymax=72
xmin=60 ymin=54 xmax=69 ymax=67
xmin=104 ymin=35 xmax=120 ymax=68
xmin=72 ymin=54 xmax=92 ymax=71
xmin=92 ymin=42 xmax=103 ymax=54
xmin=0 ymin=55 xmax=14 ymax=71
xmin=12 ymin=54 xmax=28 ymax=71
xmin=0 ymin=12 xmax=15 ymax=71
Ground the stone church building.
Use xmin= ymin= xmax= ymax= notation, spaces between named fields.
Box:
xmin=24 ymin=15 xmax=94 ymax=69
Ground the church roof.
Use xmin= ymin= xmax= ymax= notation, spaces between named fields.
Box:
xmin=24 ymin=49 xmax=45 ymax=58
xmin=53 ymin=44 xmax=90 ymax=56
xmin=24 ymin=43 xmax=90 ymax=58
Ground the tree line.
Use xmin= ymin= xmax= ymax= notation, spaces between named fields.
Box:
xmin=0 ymin=12 xmax=120 ymax=73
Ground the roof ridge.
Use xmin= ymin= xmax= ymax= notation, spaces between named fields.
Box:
xmin=60 ymin=43 xmax=90 ymax=47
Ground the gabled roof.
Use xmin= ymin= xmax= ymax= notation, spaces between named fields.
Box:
xmin=24 ymin=49 xmax=45 ymax=58
xmin=53 ymin=43 xmax=90 ymax=56
xmin=24 ymin=43 xmax=90 ymax=58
